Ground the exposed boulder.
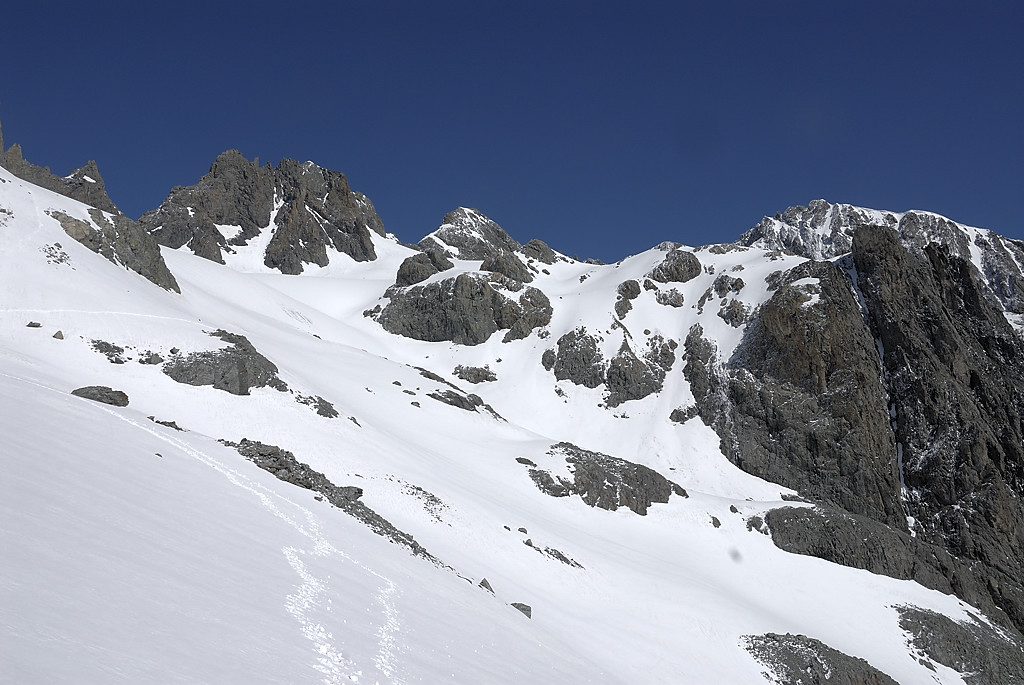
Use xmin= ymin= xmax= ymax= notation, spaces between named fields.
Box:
xmin=377 ymin=274 xmax=550 ymax=345
xmin=546 ymin=328 xmax=605 ymax=388
xmin=526 ymin=442 xmax=687 ymax=516
xmin=744 ymin=632 xmax=898 ymax=685
xmin=521 ymin=238 xmax=557 ymax=264
xmin=46 ymin=209 xmax=180 ymax=293
xmin=614 ymin=279 xmax=641 ymax=318
xmin=604 ymin=342 xmax=665 ymax=408
xmin=71 ymin=385 xmax=129 ymax=407
xmin=454 ymin=365 xmax=497 ymax=383
xmin=162 ymin=330 xmax=288 ymax=395
xmin=511 ymin=603 xmax=532 ymax=619
xmin=417 ymin=207 xmax=521 ymax=260
xmin=898 ymin=605 xmax=1024 ymax=683
xmin=646 ymin=248 xmax=701 ymax=284
xmin=395 ymin=250 xmax=454 ymax=287
xmin=480 ymin=250 xmax=533 ymax=283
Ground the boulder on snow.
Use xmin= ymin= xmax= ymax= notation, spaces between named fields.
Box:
xmin=162 ymin=329 xmax=288 ymax=395
xmin=71 ymin=385 xmax=129 ymax=406
xmin=511 ymin=602 xmax=532 ymax=619
xmin=744 ymin=632 xmax=898 ymax=685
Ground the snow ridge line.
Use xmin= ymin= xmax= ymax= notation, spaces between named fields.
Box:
xmin=1 ymin=373 xmax=406 ymax=685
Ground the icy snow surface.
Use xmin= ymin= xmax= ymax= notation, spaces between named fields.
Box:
xmin=0 ymin=166 xmax=987 ymax=683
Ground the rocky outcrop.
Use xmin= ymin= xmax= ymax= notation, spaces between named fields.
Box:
xmin=897 ymin=605 xmax=1024 ymax=683
xmin=162 ymin=330 xmax=288 ymax=395
xmin=741 ymin=198 xmax=1024 ymax=317
xmin=853 ymin=225 xmax=1024 ymax=630
xmin=480 ymin=250 xmax=533 ymax=283
xmin=744 ymin=632 xmax=898 ymax=685
xmin=140 ymin=151 xmax=386 ymax=273
xmin=686 ymin=259 xmax=904 ymax=527
xmin=0 ymin=129 xmax=121 ymax=214
xmin=224 ymin=439 xmax=436 ymax=561
xmin=71 ymin=386 xmax=129 ymax=406
xmin=395 ymin=250 xmax=454 ymax=287
xmin=604 ymin=342 xmax=666 ymax=408
xmin=454 ymin=365 xmax=497 ymax=383
xmin=521 ymin=238 xmax=557 ymax=264
xmin=765 ymin=505 xmax=1022 ymax=635
xmin=525 ymin=442 xmax=687 ymax=516
xmin=543 ymin=328 xmax=605 ymax=388
xmin=646 ymin=247 xmax=701 ymax=283
xmin=417 ymin=207 xmax=520 ymax=260
xmin=375 ymin=274 xmax=551 ymax=345
xmin=46 ymin=209 xmax=180 ymax=293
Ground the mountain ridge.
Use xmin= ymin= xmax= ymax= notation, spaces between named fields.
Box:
xmin=2 ymin=132 xmax=1023 ymax=683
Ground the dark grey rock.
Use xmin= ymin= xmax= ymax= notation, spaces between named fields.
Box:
xmin=91 ymin=340 xmax=126 ymax=364
xmin=481 ymin=250 xmax=533 ymax=283
xmin=427 ymin=389 xmax=483 ymax=412
xmin=395 ymin=250 xmax=454 ymax=287
xmin=52 ymin=330 xmax=64 ymax=340
xmin=744 ymin=632 xmax=898 ymax=685
xmin=655 ymin=288 xmax=686 ymax=307
xmin=46 ymin=209 xmax=179 ymax=293
xmin=547 ymin=328 xmax=606 ymax=388
xmin=531 ymin=442 xmax=687 ymax=515
xmin=223 ymin=438 xmax=438 ymax=562
xmin=71 ymin=385 xmax=129 ymax=406
xmin=162 ymin=330 xmax=287 ymax=395
xmin=479 ymin=578 xmax=494 ymax=594
xmin=647 ymin=248 xmax=701 ymax=283
xmin=765 ymin=505 xmax=1023 ymax=637
xmin=26 ymin=321 xmax=41 ymax=328
xmin=614 ymin=279 xmax=641 ymax=318
xmin=511 ymin=602 xmax=532 ymax=619
xmin=898 ymin=605 xmax=1024 ymax=683
xmin=296 ymin=393 xmax=339 ymax=418
xmin=454 ymin=365 xmax=497 ymax=383
xmin=515 ymin=457 xmax=537 ymax=467
xmin=377 ymin=274 xmax=549 ymax=346
xmin=138 ymin=351 xmax=164 ymax=365
xmin=417 ymin=207 xmax=521 ymax=260
xmin=521 ymin=238 xmax=556 ymax=264
xmin=604 ymin=342 xmax=665 ymax=408
xmin=0 ymin=136 xmax=121 ymax=215
xmin=140 ymin=150 xmax=386 ymax=273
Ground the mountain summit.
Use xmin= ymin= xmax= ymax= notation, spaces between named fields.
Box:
xmin=2 ymin=133 xmax=1023 ymax=683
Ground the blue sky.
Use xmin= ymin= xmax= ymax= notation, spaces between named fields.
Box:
xmin=2 ymin=1 xmax=1021 ymax=262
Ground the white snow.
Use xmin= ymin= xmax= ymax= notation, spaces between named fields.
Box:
xmin=0 ymin=165 xmax=996 ymax=683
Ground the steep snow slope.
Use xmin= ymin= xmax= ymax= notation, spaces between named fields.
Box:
xmin=0 ymin=166 xmax=1013 ymax=683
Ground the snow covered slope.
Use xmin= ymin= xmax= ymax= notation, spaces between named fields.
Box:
xmin=2 ymin=163 xmax=1022 ymax=683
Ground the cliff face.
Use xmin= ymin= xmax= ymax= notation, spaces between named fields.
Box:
xmin=139 ymin=150 xmax=387 ymax=273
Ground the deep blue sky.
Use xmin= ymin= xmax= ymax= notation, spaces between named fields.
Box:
xmin=2 ymin=1 xmax=1021 ymax=262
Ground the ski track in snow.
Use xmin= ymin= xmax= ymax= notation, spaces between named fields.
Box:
xmin=3 ymin=373 xmax=406 ymax=685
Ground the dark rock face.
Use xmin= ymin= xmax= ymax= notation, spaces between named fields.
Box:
xmin=480 ymin=250 xmax=533 ymax=283
xmin=686 ymin=259 xmax=904 ymax=527
xmin=416 ymin=207 xmax=521 ymax=260
xmin=744 ymin=632 xmax=898 ymax=685
xmin=140 ymin=151 xmax=386 ymax=273
xmin=71 ymin=386 xmax=129 ymax=407
xmin=765 ymin=506 xmax=1020 ymax=635
xmin=547 ymin=328 xmax=605 ymax=388
xmin=898 ymin=605 xmax=1024 ymax=683
xmin=376 ymin=274 xmax=550 ymax=345
xmin=853 ymin=225 xmax=1024 ymax=630
xmin=604 ymin=342 xmax=666 ymax=408
xmin=614 ymin=279 xmax=641 ymax=318
xmin=46 ymin=209 xmax=180 ymax=293
xmin=395 ymin=250 xmax=454 ymax=287
xmin=522 ymin=238 xmax=556 ymax=264
xmin=646 ymin=248 xmax=701 ymax=284
xmin=224 ymin=439 xmax=436 ymax=561
xmin=0 ymin=137 xmax=121 ymax=215
xmin=526 ymin=442 xmax=686 ymax=516
xmin=162 ymin=330 xmax=288 ymax=395
xmin=511 ymin=602 xmax=532 ymax=618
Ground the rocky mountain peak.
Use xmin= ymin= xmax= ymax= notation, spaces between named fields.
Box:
xmin=417 ymin=207 xmax=522 ymax=260
xmin=139 ymin=152 xmax=388 ymax=274
xmin=0 ymin=121 xmax=121 ymax=215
